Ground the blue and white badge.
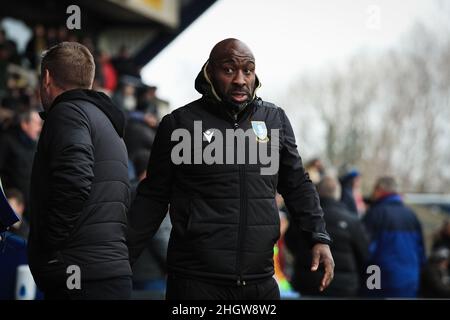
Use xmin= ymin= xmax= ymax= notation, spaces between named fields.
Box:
xmin=251 ymin=121 xmax=269 ymax=143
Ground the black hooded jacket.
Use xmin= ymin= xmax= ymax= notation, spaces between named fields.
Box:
xmin=127 ymin=63 xmax=331 ymax=285
xmin=286 ymin=197 xmax=368 ymax=297
xmin=28 ymin=89 xmax=131 ymax=291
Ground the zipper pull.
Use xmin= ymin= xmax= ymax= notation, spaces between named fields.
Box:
xmin=237 ymin=278 xmax=247 ymax=286
xmin=234 ymin=114 xmax=239 ymax=129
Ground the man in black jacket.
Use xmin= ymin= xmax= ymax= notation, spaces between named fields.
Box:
xmin=127 ymin=38 xmax=334 ymax=300
xmin=286 ymin=176 xmax=369 ymax=297
xmin=28 ymin=42 xmax=132 ymax=299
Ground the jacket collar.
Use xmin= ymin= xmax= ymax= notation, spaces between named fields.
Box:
xmin=39 ymin=88 xmax=126 ymax=137
xmin=374 ymin=193 xmax=403 ymax=206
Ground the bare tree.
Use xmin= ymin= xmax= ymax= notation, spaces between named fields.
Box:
xmin=283 ymin=4 xmax=450 ymax=193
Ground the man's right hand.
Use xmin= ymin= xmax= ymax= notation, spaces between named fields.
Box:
xmin=311 ymin=243 xmax=335 ymax=292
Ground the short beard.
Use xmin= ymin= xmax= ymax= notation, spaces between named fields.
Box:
xmin=210 ymin=78 xmax=252 ymax=114
xmin=222 ymin=90 xmax=253 ymax=115
xmin=225 ymin=99 xmax=249 ymax=115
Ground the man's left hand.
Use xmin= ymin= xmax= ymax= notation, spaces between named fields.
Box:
xmin=311 ymin=243 xmax=334 ymax=292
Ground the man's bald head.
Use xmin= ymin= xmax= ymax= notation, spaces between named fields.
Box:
xmin=209 ymin=38 xmax=255 ymax=65
xmin=206 ymin=39 xmax=257 ymax=111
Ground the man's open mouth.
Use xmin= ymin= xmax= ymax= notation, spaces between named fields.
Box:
xmin=230 ymin=91 xmax=249 ymax=103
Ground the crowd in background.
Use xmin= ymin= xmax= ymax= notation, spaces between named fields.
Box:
xmin=0 ymin=23 xmax=164 ymax=212
xmin=1 ymin=24 xmax=449 ymax=300
xmin=0 ymin=24 xmax=166 ymax=299
xmin=274 ymin=159 xmax=450 ymax=298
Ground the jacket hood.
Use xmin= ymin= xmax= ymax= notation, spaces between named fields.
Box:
xmin=194 ymin=60 xmax=261 ymax=104
xmin=45 ymin=89 xmax=126 ymax=137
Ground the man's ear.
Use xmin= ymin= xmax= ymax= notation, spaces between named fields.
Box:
xmin=43 ymin=69 xmax=51 ymax=87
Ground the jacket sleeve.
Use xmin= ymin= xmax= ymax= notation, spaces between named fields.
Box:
xmin=127 ymin=114 xmax=175 ymax=265
xmin=276 ymin=108 xmax=331 ymax=246
xmin=45 ymin=103 xmax=94 ymax=250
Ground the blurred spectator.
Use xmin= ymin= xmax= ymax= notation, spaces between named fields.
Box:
xmin=112 ymin=76 xmax=139 ymax=111
xmin=273 ymin=194 xmax=299 ymax=298
xmin=363 ymin=176 xmax=426 ymax=298
xmin=130 ymin=149 xmax=151 ymax=199
xmin=305 ymin=158 xmax=325 ymax=185
xmin=0 ymin=43 xmax=9 ymax=98
xmin=67 ymin=33 xmax=79 ymax=43
xmin=130 ymin=149 xmax=170 ymax=299
xmin=124 ymin=116 xmax=156 ymax=165
xmin=57 ymin=26 xmax=68 ymax=43
xmin=286 ymin=176 xmax=369 ymax=297
xmin=0 ymin=109 xmax=42 ymax=214
xmin=432 ymin=220 xmax=450 ymax=252
xmin=2 ymin=86 xmax=34 ymax=111
xmin=46 ymin=27 xmax=58 ymax=48
xmin=123 ymin=82 xmax=159 ymax=164
xmin=25 ymin=24 xmax=47 ymax=69
xmin=0 ymin=28 xmax=5 ymax=44
xmin=0 ymin=28 xmax=20 ymax=65
xmin=0 ymin=231 xmax=30 ymax=300
xmin=137 ymin=85 xmax=159 ymax=119
xmin=81 ymin=36 xmax=95 ymax=53
xmin=131 ymin=214 xmax=171 ymax=299
xmin=135 ymin=87 xmax=160 ymax=131
xmin=111 ymin=45 xmax=140 ymax=78
xmin=420 ymin=247 xmax=450 ymax=298
xmin=0 ymin=106 xmax=14 ymax=131
xmin=96 ymin=51 xmax=118 ymax=93
xmin=5 ymin=188 xmax=29 ymax=240
xmin=338 ymin=167 xmax=365 ymax=216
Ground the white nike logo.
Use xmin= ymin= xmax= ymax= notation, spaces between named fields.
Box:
xmin=203 ymin=129 xmax=214 ymax=143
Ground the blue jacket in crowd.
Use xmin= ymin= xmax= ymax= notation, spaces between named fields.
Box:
xmin=362 ymin=194 xmax=426 ymax=297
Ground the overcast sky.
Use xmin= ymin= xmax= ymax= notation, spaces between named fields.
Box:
xmin=142 ymin=0 xmax=434 ymax=111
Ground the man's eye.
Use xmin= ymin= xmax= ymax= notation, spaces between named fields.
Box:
xmin=244 ymin=69 xmax=253 ymax=75
xmin=224 ymin=68 xmax=233 ymax=74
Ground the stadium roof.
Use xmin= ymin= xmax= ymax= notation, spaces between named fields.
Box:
xmin=0 ymin=0 xmax=217 ymax=64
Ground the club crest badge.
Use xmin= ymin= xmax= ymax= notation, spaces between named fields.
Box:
xmin=251 ymin=121 xmax=269 ymax=143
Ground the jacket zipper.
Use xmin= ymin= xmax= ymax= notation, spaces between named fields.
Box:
xmin=234 ymin=115 xmax=247 ymax=287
